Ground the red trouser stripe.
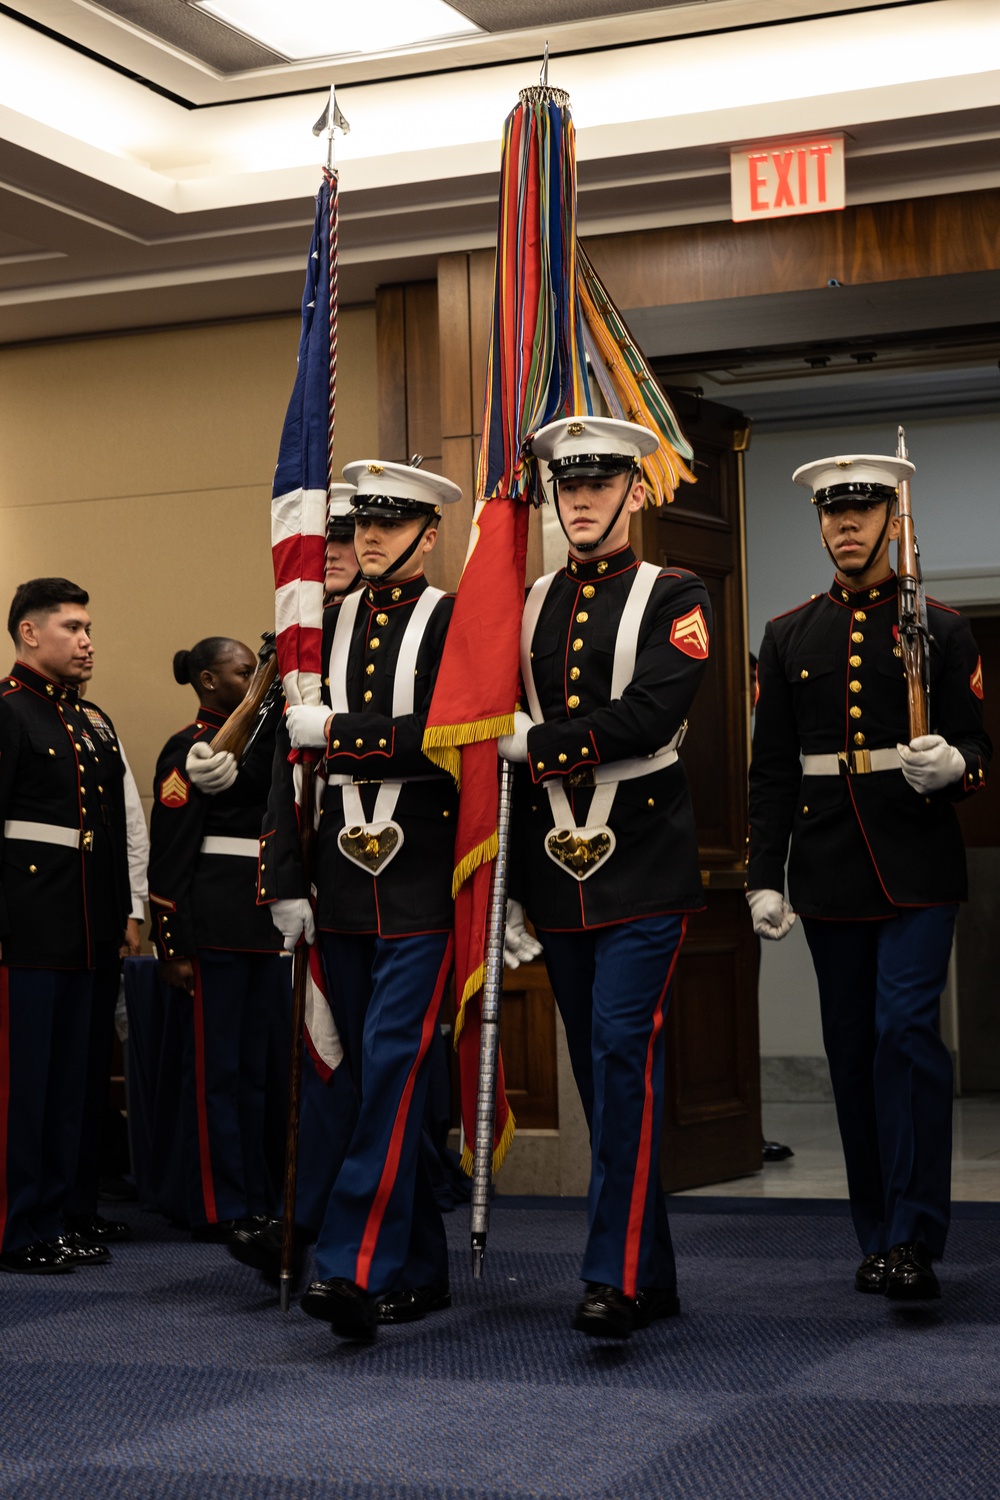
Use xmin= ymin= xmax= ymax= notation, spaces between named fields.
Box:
xmin=622 ymin=914 xmax=688 ymax=1299
xmin=0 ymin=967 xmax=9 ymax=1245
xmin=355 ymin=935 xmax=454 ymax=1288
xmin=191 ymin=960 xmax=218 ymax=1224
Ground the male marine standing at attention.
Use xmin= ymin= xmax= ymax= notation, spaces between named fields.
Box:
xmin=0 ymin=579 xmax=130 ymax=1274
xmin=747 ymin=453 xmax=989 ymax=1301
xmin=264 ymin=460 xmax=462 ymax=1341
xmin=499 ymin=416 xmax=712 ymax=1341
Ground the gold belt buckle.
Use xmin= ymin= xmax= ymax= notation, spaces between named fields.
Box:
xmin=837 ymin=749 xmax=871 ymax=775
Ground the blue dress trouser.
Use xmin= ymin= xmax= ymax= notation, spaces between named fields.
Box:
xmin=179 ymin=950 xmax=288 ymax=1228
xmin=0 ymin=964 xmax=94 ymax=1252
xmin=66 ymin=941 xmax=122 ymax=1216
xmin=537 ymin=914 xmax=687 ymax=1298
xmin=294 ymin=1043 xmax=358 ymax=1238
xmin=802 ymin=905 xmax=957 ymax=1259
xmin=313 ymin=930 xmax=453 ymax=1295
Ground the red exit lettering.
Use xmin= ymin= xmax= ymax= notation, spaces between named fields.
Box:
xmin=731 ymin=137 xmax=844 ymax=222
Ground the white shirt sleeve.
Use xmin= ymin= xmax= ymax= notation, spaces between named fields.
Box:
xmin=118 ymin=741 xmax=150 ymax=920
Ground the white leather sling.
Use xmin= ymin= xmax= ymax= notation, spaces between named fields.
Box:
xmin=326 ymin=585 xmax=444 ymax=875
xmin=520 ymin=562 xmax=684 ymax=881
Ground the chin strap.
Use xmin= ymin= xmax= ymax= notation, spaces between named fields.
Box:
xmin=358 ymin=517 xmax=433 ymax=585
xmin=555 ymin=468 xmax=636 ymax=554
xmin=824 ymin=499 xmax=894 ymax=579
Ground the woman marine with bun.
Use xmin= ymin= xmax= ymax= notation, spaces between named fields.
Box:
xmin=147 ymin=637 xmax=287 ymax=1241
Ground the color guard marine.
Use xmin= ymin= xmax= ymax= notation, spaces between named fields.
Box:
xmin=747 ymin=453 xmax=990 ymax=1300
xmin=0 ymin=579 xmax=131 ymax=1275
xmin=500 ymin=417 xmax=712 ymax=1340
xmin=147 ymin=637 xmax=288 ymax=1241
xmin=267 ymin=460 xmax=462 ymax=1341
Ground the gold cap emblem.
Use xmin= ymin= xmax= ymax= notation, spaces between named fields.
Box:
xmin=367 ymin=462 xmax=384 ymax=475
xmin=835 ymin=459 xmax=853 ymax=468
xmin=567 ymin=421 xmax=586 ymax=436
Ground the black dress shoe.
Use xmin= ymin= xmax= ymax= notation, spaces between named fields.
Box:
xmin=47 ymin=1233 xmax=111 ymax=1267
xmin=885 ymin=1242 xmax=940 ymax=1301
xmin=854 ymin=1252 xmax=888 ymax=1294
xmin=228 ymin=1218 xmax=306 ymax=1288
xmin=0 ymin=1240 xmax=76 ymax=1275
xmin=762 ymin=1140 xmax=794 ymax=1162
xmin=190 ymin=1219 xmax=239 ymax=1243
xmin=633 ymin=1286 xmax=681 ymax=1330
xmin=64 ymin=1212 xmax=132 ymax=1244
xmin=572 ymin=1284 xmax=635 ymax=1340
xmin=377 ymin=1281 xmax=452 ymax=1324
xmin=301 ymin=1277 xmax=379 ymax=1341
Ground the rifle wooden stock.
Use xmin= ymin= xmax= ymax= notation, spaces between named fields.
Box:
xmin=209 ymin=652 xmax=279 ymax=760
xmin=895 ymin=432 xmax=929 ymax=739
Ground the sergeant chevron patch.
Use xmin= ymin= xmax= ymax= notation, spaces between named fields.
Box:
xmin=159 ymin=768 xmax=190 ymax=807
xmin=971 ymin=657 xmax=984 ymax=699
xmin=670 ymin=605 xmax=709 ymax=660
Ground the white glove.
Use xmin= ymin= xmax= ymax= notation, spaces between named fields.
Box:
xmin=747 ymin=889 xmax=796 ymax=941
xmin=503 ymin=899 xmax=543 ymax=969
xmin=285 ymin=705 xmax=332 ymax=750
xmin=270 ymin=897 xmax=315 ymax=953
xmin=896 ymin=734 xmax=965 ymax=795
xmin=498 ymin=711 xmax=535 ymax=765
xmin=185 ymin=741 xmax=237 ymax=794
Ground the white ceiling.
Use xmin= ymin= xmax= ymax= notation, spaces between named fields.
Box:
xmin=1 ymin=0 xmax=999 ymax=349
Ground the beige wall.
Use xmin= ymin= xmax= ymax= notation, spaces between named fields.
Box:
xmin=0 ymin=308 xmax=379 ymax=827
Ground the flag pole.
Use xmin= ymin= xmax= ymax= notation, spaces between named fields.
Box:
xmin=470 ymin=756 xmax=515 ymax=1276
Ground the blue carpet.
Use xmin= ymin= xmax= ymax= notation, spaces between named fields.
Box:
xmin=2 ymin=1199 xmax=999 ymax=1499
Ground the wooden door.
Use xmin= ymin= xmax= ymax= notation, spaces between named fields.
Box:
xmin=642 ymin=386 xmax=762 ymax=1190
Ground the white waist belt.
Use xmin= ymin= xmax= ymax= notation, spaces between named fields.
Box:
xmin=590 ymin=746 xmax=679 ymax=785
xmin=4 ymin=820 xmax=80 ymax=849
xmin=802 ymin=748 xmax=903 ymax=776
xmin=200 ymin=836 xmax=259 ymax=858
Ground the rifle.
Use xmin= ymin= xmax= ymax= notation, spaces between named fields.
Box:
xmin=895 ymin=427 xmax=930 ymax=739
xmin=209 ymin=632 xmax=281 ymax=760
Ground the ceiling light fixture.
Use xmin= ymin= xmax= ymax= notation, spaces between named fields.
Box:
xmin=195 ymin=0 xmax=481 ymax=61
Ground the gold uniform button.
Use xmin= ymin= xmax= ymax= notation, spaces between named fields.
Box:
xmin=74 ymin=742 xmax=82 ymax=750
xmin=332 ymin=739 xmax=340 ymax=749
xmin=597 ymin=561 xmax=608 ymax=574
xmin=369 ymin=638 xmax=380 ymax=650
xmin=854 ymin=732 xmax=866 ymax=746
xmin=558 ymin=753 xmax=567 ymax=764
xmin=572 ymin=638 xmax=583 ymax=652
xmin=893 ymin=645 xmax=902 ymax=659
xmin=168 ymin=948 xmax=175 ymax=956
xmin=324 ymin=676 xmax=330 ymax=687
xmin=379 ymin=738 xmax=387 ymax=748
xmin=570 ymin=667 xmax=580 ymax=681
xmin=802 ymin=806 xmax=809 ymax=815
xmin=376 ymin=613 xmax=388 ymax=626
xmin=443 ymin=809 xmax=450 ymax=818
xmin=581 ymin=747 xmax=589 ymax=757
xmin=582 ymin=585 xmax=595 ymax=599
xmin=850 ymin=706 xmax=862 ymax=719
xmin=363 ymin=690 xmax=372 ymax=702
xmin=567 ymin=695 xmax=580 ymax=709
xmin=576 ymin=611 xmax=589 ymax=623
xmin=852 ymin=631 xmax=864 ymax=643
xmin=800 ymin=669 xmax=809 ymax=680
xmin=850 ymin=655 xmax=862 ymax=667
xmin=647 ymin=798 xmax=654 ymax=808
xmin=355 ymin=738 xmax=363 ymax=748
xmin=849 ymin=680 xmax=862 ymax=693
xmin=537 ymin=761 xmax=545 ymax=770
xmin=29 ymin=864 xmax=37 ymax=874
xmin=855 ymin=611 xmax=867 ymax=622
xmin=366 ymin=664 xmax=375 ymax=676
xmin=49 ymin=748 xmax=55 ymax=756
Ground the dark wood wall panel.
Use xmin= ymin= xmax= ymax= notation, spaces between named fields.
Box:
xmin=584 ymin=188 xmax=1000 ymax=310
xmin=499 ymin=962 xmax=559 ymax=1130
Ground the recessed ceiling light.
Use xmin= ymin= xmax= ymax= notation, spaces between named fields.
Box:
xmin=195 ymin=0 xmax=482 ymax=61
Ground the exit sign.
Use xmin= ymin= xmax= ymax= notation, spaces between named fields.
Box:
xmin=730 ymin=136 xmax=845 ymax=222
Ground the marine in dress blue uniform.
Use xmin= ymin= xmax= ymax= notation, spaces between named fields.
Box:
xmin=0 ymin=579 xmax=130 ymax=1275
xmin=747 ymin=453 xmax=990 ymax=1300
xmin=147 ymin=637 xmax=289 ymax=1239
xmin=501 ymin=417 xmax=712 ymax=1340
xmin=269 ymin=460 xmax=462 ymax=1340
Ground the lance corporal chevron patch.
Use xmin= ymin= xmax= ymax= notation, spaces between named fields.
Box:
xmin=971 ymin=657 xmax=984 ymax=699
xmin=670 ymin=605 xmax=709 ymax=660
xmin=159 ymin=768 xmax=189 ymax=808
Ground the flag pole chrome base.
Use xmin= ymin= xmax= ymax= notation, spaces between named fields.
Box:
xmin=279 ymin=1274 xmax=292 ymax=1313
xmin=471 ymin=1235 xmax=486 ymax=1279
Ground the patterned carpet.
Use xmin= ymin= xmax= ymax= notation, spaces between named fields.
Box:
xmin=2 ymin=1197 xmax=999 ymax=1499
